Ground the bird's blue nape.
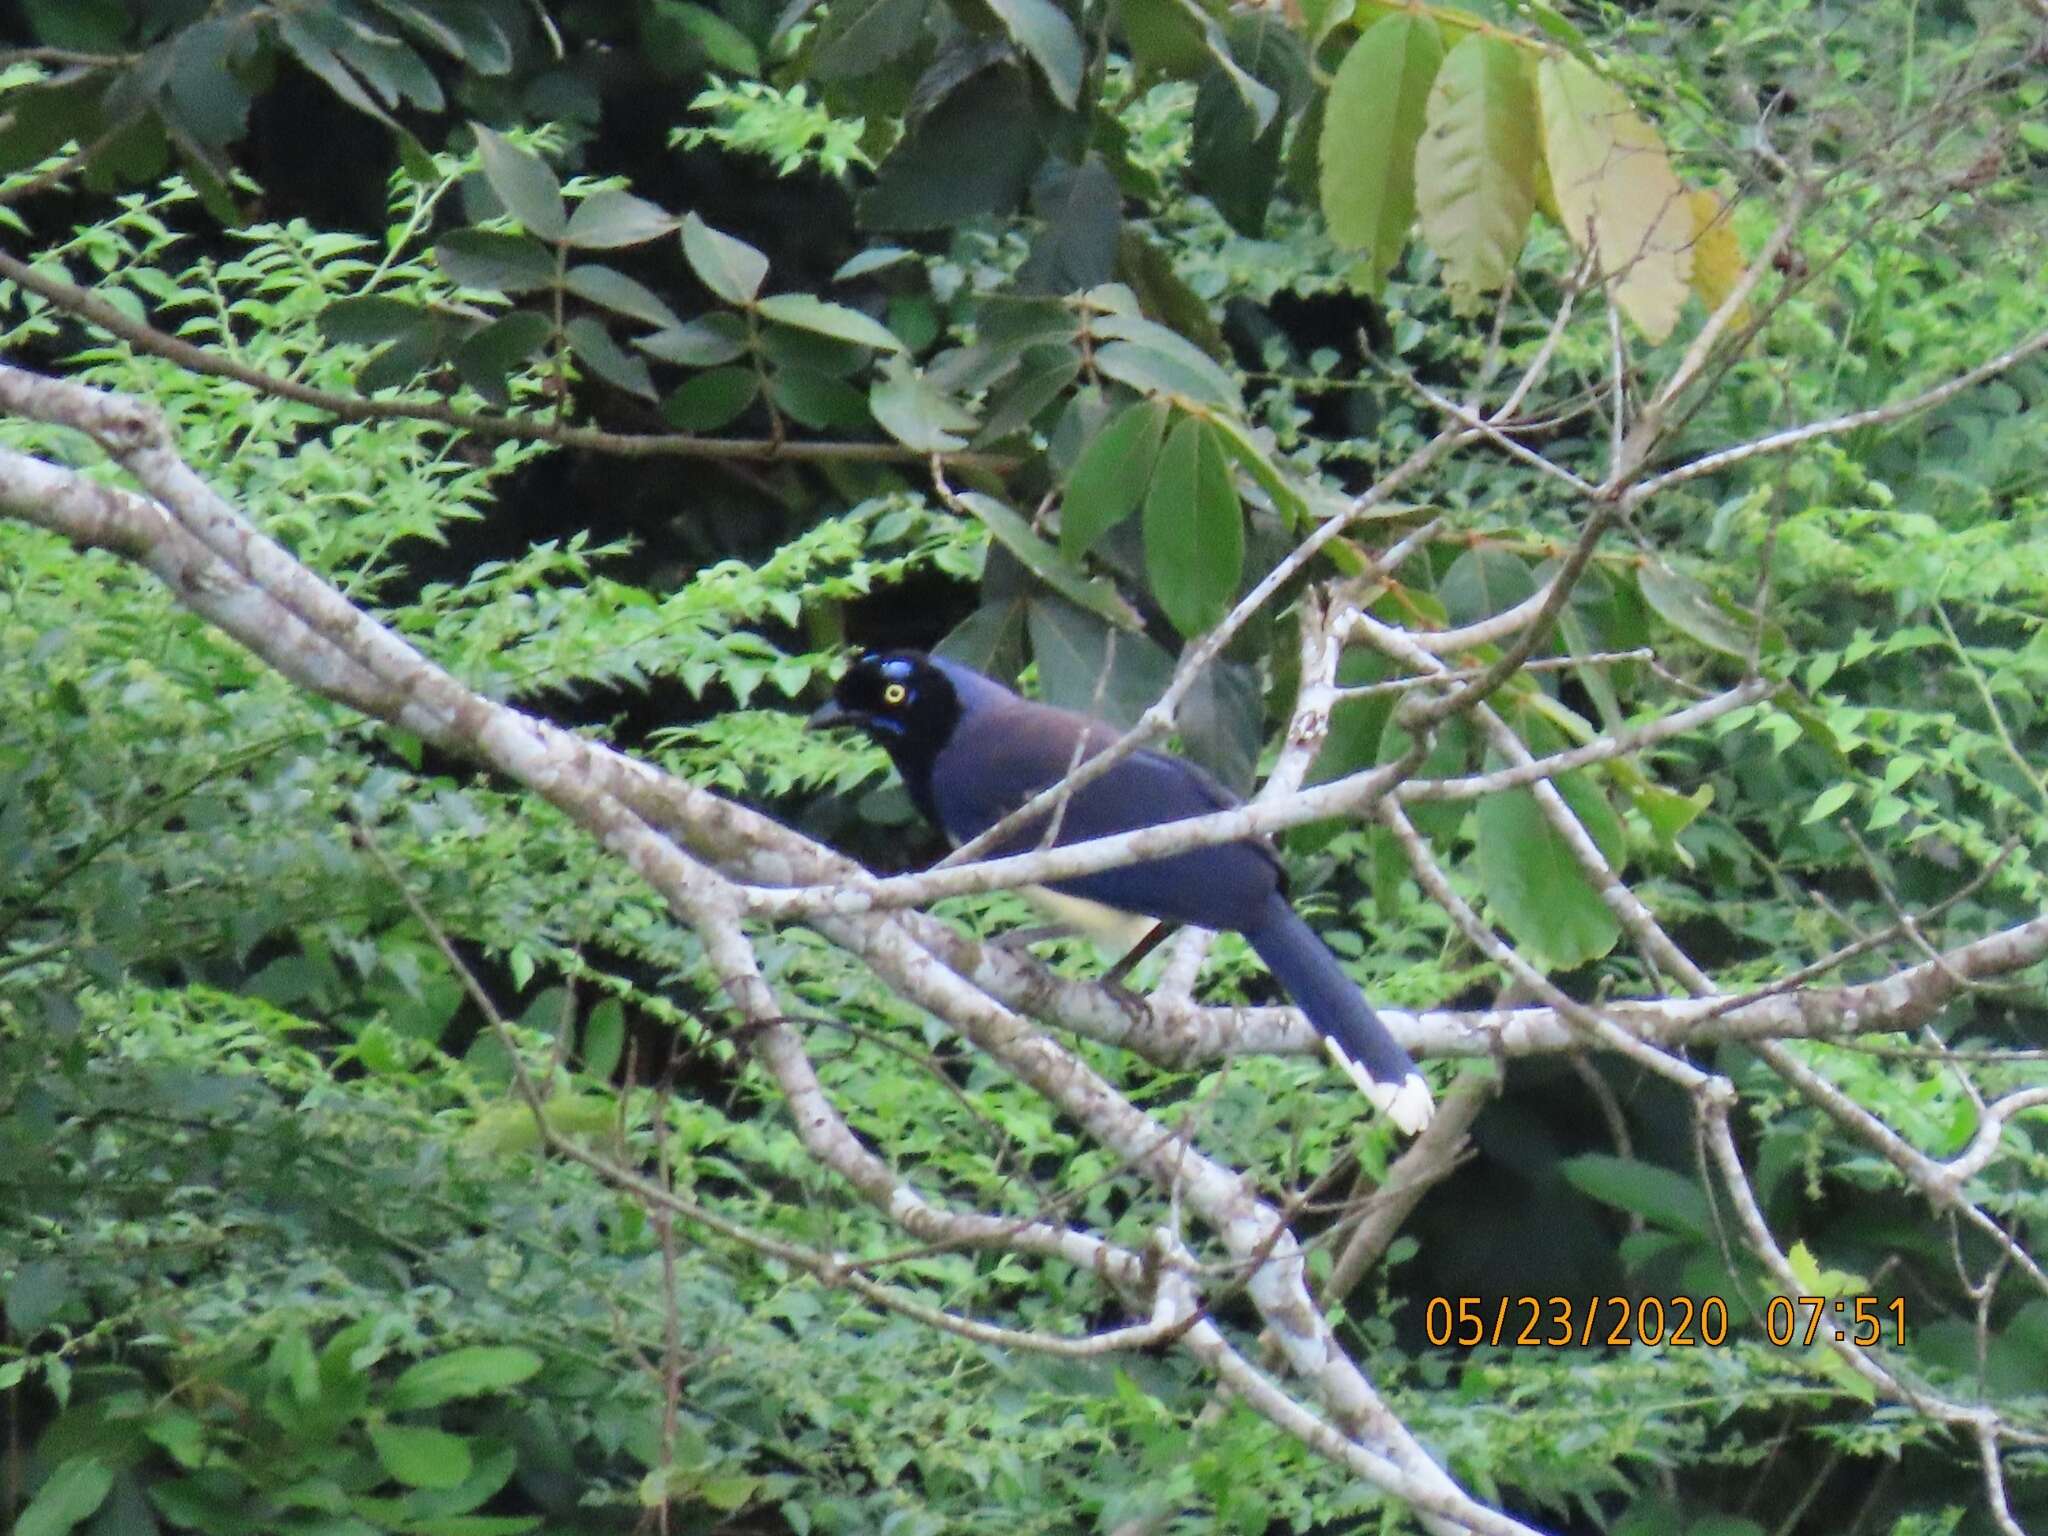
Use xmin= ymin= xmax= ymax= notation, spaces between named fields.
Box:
xmin=922 ymin=656 xmax=1014 ymax=719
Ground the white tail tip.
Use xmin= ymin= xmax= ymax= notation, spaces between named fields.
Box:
xmin=1324 ymin=1038 xmax=1435 ymax=1135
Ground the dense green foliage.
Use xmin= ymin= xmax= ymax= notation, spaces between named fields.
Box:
xmin=2 ymin=0 xmax=2045 ymax=1533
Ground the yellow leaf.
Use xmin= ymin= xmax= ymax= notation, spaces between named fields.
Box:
xmin=1537 ymin=56 xmax=1693 ymax=342
xmin=1686 ymin=186 xmax=1749 ymax=326
xmin=1414 ymin=35 xmax=1539 ymax=303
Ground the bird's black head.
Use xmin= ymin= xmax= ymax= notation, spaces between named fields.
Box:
xmin=807 ymin=653 xmax=965 ymax=816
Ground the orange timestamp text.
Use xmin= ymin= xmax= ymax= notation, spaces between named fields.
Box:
xmin=1423 ymin=1294 xmax=1907 ymax=1349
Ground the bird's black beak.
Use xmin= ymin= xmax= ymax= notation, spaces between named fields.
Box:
xmin=807 ymin=699 xmax=858 ymax=731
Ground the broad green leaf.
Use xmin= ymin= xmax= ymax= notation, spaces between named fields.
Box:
xmin=369 ymin=1423 xmax=474 ymax=1490
xmin=1319 ymin=13 xmax=1443 ymax=289
xmin=1143 ymin=418 xmax=1242 ymax=636
xmin=1114 ymin=0 xmax=1207 ymax=76
xmin=664 ymin=366 xmax=759 ymax=429
xmin=375 ymin=0 xmax=512 ymax=71
xmin=1016 ymin=157 xmax=1122 ymax=296
xmin=319 ymin=296 xmax=428 ymax=345
xmin=637 ymin=313 xmax=748 ymax=366
xmin=434 ymin=229 xmax=555 ymax=293
xmin=455 ymin=311 xmax=552 ymax=405
xmin=167 ymin=20 xmax=254 ymax=145
xmin=1562 ymin=1154 xmax=1713 ymax=1237
xmin=1803 ymin=782 xmax=1856 ymax=824
xmin=472 ymin=124 xmax=566 ymax=240
xmin=1414 ymin=34 xmax=1537 ymax=301
xmin=810 ymin=0 xmax=928 ymax=78
xmin=564 ymin=189 xmax=678 ymax=249
xmin=17 ymin=1456 xmax=113 ymax=1536
xmin=654 ymin=0 xmax=762 ymax=74
xmin=976 ymin=343 xmax=1082 ymax=443
xmin=869 ymin=354 xmax=976 ymax=450
xmin=681 ymin=212 xmax=770 ymax=305
xmin=389 ymin=1347 xmax=544 ymax=1410
xmin=1634 ymin=782 xmax=1712 ymax=853
xmin=769 ymin=367 xmax=870 ymax=430
xmin=859 ymin=69 xmax=1043 ymax=230
xmin=1637 ymin=560 xmax=1752 ymax=656
xmin=956 ymin=491 xmax=1142 ymax=629
xmin=276 ymin=16 xmax=397 ymax=128
xmin=1474 ymin=777 xmax=1620 ymax=969
xmin=834 ymin=246 xmax=917 ymax=280
xmin=1537 ymin=57 xmax=1693 ymax=342
xmin=1203 ymin=412 xmax=1308 ymax=524
xmin=1028 ymin=596 xmax=1173 ymax=725
xmin=985 ymin=0 xmax=1085 ymax=107
xmin=1090 ymin=320 xmax=1240 ymax=409
xmin=1061 ymin=397 xmax=1169 ymax=558
xmin=566 ymin=264 xmax=683 ymax=330
xmin=565 ymin=316 xmax=658 ymax=401
xmin=756 ymin=293 xmax=905 ymax=352
xmin=582 ymin=998 xmax=626 ymax=1079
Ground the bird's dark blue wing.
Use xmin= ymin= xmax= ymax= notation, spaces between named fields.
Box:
xmin=929 ymin=698 xmax=1281 ymax=931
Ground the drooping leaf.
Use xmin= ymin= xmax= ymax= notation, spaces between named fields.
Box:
xmin=984 ymin=0 xmax=1085 ymax=108
xmin=455 ymin=311 xmax=552 ymax=405
xmin=1319 ymin=13 xmax=1444 ymax=288
xmin=1537 ymin=56 xmax=1693 ymax=342
xmin=637 ymin=314 xmax=749 ymax=366
xmin=1474 ymin=773 xmax=1621 ymax=969
xmin=859 ymin=67 xmax=1044 ymax=230
xmin=1413 ymin=34 xmax=1537 ymax=301
xmin=1143 ymin=418 xmax=1242 ymax=636
xmin=275 ymin=15 xmax=397 ymax=129
xmin=566 ymin=264 xmax=683 ymax=330
xmin=664 ymin=366 xmax=760 ymax=429
xmin=319 ymin=296 xmax=429 ymax=346
xmin=1114 ymin=0 xmax=1207 ymax=77
xmin=956 ymin=492 xmax=1142 ymax=629
xmin=869 ymin=354 xmax=977 ymax=450
xmin=1016 ymin=157 xmax=1122 ymax=296
xmin=756 ymin=293 xmax=906 ymax=351
xmin=681 ymin=212 xmax=770 ymax=305
xmin=770 ymin=367 xmax=872 ymax=429
xmin=564 ymin=189 xmax=678 ymax=249
xmin=650 ymin=0 xmax=763 ymax=75
xmin=471 ymin=124 xmax=566 ymax=240
xmin=1061 ymin=397 xmax=1170 ymax=558
xmin=1028 ymin=596 xmax=1173 ymax=726
xmin=434 ymin=229 xmax=556 ymax=293
xmin=976 ymin=343 xmax=1083 ymax=443
xmin=1088 ymin=308 xmax=1241 ymax=409
xmin=165 ymin=19 xmax=254 ymax=146
xmin=810 ymin=0 xmax=929 ymax=78
xmin=375 ymin=0 xmax=512 ymax=72
xmin=565 ymin=316 xmax=658 ymax=400
xmin=1637 ymin=560 xmax=1752 ymax=656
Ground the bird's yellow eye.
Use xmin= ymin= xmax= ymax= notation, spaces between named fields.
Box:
xmin=883 ymin=682 xmax=909 ymax=706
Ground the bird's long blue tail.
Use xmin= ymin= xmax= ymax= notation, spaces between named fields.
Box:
xmin=1245 ymin=891 xmax=1434 ymax=1133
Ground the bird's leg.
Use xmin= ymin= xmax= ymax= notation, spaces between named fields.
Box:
xmin=1098 ymin=921 xmax=1174 ymax=1025
xmin=1103 ymin=921 xmax=1172 ymax=988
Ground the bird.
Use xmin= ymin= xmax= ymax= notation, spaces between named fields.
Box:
xmin=807 ymin=649 xmax=1435 ymax=1134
